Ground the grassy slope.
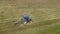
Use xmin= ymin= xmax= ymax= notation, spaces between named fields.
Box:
xmin=18 ymin=22 xmax=60 ymax=34
xmin=0 ymin=0 xmax=60 ymax=34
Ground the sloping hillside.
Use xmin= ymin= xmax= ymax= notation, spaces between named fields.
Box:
xmin=0 ymin=0 xmax=60 ymax=34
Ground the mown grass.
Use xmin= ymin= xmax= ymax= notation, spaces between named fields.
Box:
xmin=0 ymin=0 xmax=60 ymax=34
xmin=18 ymin=23 xmax=60 ymax=34
xmin=0 ymin=18 xmax=59 ymax=34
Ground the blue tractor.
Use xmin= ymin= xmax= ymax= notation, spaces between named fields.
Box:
xmin=14 ymin=14 xmax=32 ymax=25
xmin=21 ymin=14 xmax=32 ymax=24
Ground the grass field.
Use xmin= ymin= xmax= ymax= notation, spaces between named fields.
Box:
xmin=0 ymin=0 xmax=60 ymax=34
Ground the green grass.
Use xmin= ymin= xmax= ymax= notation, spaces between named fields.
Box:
xmin=18 ymin=23 xmax=60 ymax=34
xmin=0 ymin=0 xmax=60 ymax=34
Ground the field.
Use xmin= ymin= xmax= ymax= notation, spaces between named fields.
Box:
xmin=0 ymin=0 xmax=60 ymax=34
